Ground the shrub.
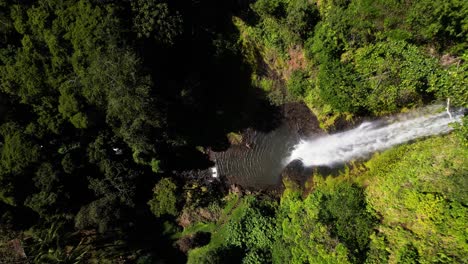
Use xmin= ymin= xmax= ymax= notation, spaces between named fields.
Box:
xmin=287 ymin=70 xmax=309 ymax=97
xmin=148 ymin=178 xmax=178 ymax=217
xmin=319 ymin=183 xmax=377 ymax=262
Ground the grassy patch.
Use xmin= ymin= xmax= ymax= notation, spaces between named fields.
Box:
xmin=179 ymin=222 xmax=216 ymax=238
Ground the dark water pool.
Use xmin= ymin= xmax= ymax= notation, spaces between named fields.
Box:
xmin=212 ymin=125 xmax=300 ymax=188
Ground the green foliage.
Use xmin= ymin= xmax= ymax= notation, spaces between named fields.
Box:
xmin=310 ymin=39 xmax=454 ymax=115
xmin=186 ymin=196 xmax=278 ymax=264
xmin=24 ymin=163 xmax=61 ymax=218
xmin=306 ymin=7 xmax=348 ymax=63
xmin=131 ymin=0 xmax=182 ymax=43
xmin=364 ymin=234 xmax=389 ymax=264
xmin=364 ymin=134 xmax=468 ymax=263
xmin=396 ymin=243 xmax=420 ymax=264
xmin=77 ymin=133 xmax=140 ymax=232
xmin=58 ymin=85 xmax=88 ymax=129
xmin=317 ymin=59 xmax=364 ymax=113
xmin=86 ymin=134 xmax=139 ymax=212
xmin=241 ymin=0 xmax=467 ymax=123
xmin=227 ymin=132 xmax=243 ymax=145
xmin=250 ymin=0 xmax=318 ymax=58
xmin=1 ymin=0 xmax=467 ymax=262
xmin=187 ymin=245 xmax=230 ymax=264
xmin=0 ymin=0 xmax=13 ymax=38
xmin=1 ymin=0 xmax=165 ymax=170
xmin=428 ymin=53 xmax=468 ymax=107
xmin=82 ymin=48 xmax=162 ymax=166
xmin=286 ymin=70 xmax=309 ymax=97
xmin=25 ymin=191 xmax=59 ymax=220
xmin=0 ymin=122 xmax=39 ymax=175
xmin=453 ymin=116 xmax=468 ymax=147
xmin=407 ymin=0 xmax=468 ymax=53
xmin=75 ymin=196 xmax=122 ymax=233
xmin=277 ymin=188 xmax=351 ymax=263
xmin=319 ymin=183 xmax=376 ymax=261
xmin=351 ymin=40 xmax=438 ymax=114
xmin=61 ymin=153 xmax=77 ymax=174
xmin=148 ymin=178 xmax=178 ymax=217
xmin=285 ymin=0 xmax=319 ymax=38
xmin=186 ymin=134 xmax=467 ymax=263
xmin=0 ymin=122 xmax=40 ymax=205
xmin=26 ymin=222 xmax=90 ymax=263
xmin=251 ymin=0 xmax=286 ymax=19
xmin=88 ymin=160 xmax=138 ymax=207
xmin=224 ymin=197 xmax=276 ymax=250
xmin=150 ymin=158 xmax=161 ymax=173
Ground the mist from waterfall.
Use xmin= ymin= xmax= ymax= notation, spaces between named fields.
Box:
xmin=286 ymin=106 xmax=464 ymax=167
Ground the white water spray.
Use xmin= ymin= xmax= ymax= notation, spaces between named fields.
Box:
xmin=286 ymin=106 xmax=464 ymax=167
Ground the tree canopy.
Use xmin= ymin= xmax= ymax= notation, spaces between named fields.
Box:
xmin=0 ymin=0 xmax=467 ymax=262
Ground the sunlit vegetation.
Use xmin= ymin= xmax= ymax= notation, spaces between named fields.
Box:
xmin=148 ymin=178 xmax=178 ymax=217
xmin=0 ymin=0 xmax=467 ymax=262
xmin=236 ymin=0 xmax=468 ymax=127
xmin=183 ymin=134 xmax=467 ymax=263
xmin=363 ymin=135 xmax=468 ymax=263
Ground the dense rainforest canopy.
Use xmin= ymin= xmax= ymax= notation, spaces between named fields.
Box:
xmin=0 ymin=0 xmax=467 ymax=263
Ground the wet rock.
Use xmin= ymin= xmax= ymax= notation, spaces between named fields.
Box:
xmin=281 ymin=159 xmax=308 ymax=186
xmin=282 ymin=102 xmax=323 ymax=137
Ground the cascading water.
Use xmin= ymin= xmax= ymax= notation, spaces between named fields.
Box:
xmin=211 ymin=105 xmax=464 ymax=188
xmin=286 ymin=106 xmax=465 ymax=167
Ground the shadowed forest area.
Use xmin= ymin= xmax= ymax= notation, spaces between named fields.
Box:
xmin=0 ymin=0 xmax=467 ymax=263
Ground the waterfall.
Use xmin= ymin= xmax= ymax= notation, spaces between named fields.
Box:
xmin=286 ymin=106 xmax=465 ymax=167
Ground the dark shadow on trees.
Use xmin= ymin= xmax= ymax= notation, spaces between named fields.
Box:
xmin=135 ymin=0 xmax=281 ymax=171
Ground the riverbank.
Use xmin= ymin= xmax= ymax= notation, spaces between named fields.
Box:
xmin=205 ymin=101 xmax=323 ymax=191
xmin=181 ymin=132 xmax=468 ymax=263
